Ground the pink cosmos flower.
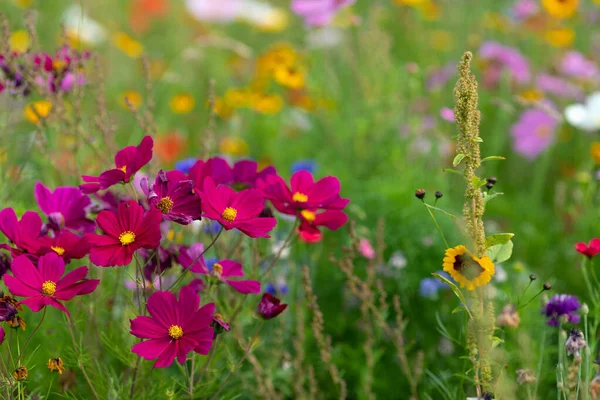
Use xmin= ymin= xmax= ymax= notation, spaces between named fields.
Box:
xmin=291 ymin=0 xmax=355 ymax=26
xmin=560 ymin=51 xmax=599 ymax=82
xmin=199 ymin=177 xmax=277 ymax=238
xmin=34 ymin=182 xmax=95 ymax=233
xmin=299 ymin=229 xmax=322 ymax=243
xmin=359 ymin=238 xmax=375 ymax=259
xmin=258 ymin=170 xmax=349 ymax=215
xmin=575 ymin=238 xmax=600 ymax=258
xmin=510 ymin=107 xmax=559 ymax=160
xmin=3 ymin=253 xmax=99 ymax=315
xmin=130 ymin=286 xmax=215 ymax=368
xmin=297 ymin=209 xmax=347 ymax=238
xmin=479 ymin=41 xmax=530 ymax=88
xmin=142 ymin=170 xmax=202 ymax=225
xmin=187 ymin=157 xmax=234 ymax=191
xmin=536 ymin=74 xmax=584 ymax=100
xmin=0 ymin=208 xmax=43 ymax=255
xmin=179 ymin=250 xmax=260 ymax=294
xmin=256 ymin=293 xmax=287 ymax=319
xmin=37 ymin=231 xmax=90 ymax=262
xmin=86 ymin=201 xmax=162 ymax=267
xmin=228 ymin=160 xmax=277 ymax=189
xmin=80 ymin=136 xmax=153 ymax=194
xmin=440 ymin=107 xmax=455 ymax=122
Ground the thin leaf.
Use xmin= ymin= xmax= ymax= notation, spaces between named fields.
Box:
xmin=491 ymin=336 xmax=504 ymax=348
xmin=432 ymin=273 xmax=473 ymax=319
xmin=425 ymin=204 xmax=457 ymax=220
xmin=481 ymin=156 xmax=506 ymax=162
xmin=452 ymin=153 xmax=466 ymax=167
xmin=485 ymin=233 xmax=515 ymax=248
xmin=474 ymin=137 xmax=483 ymax=142
xmin=483 ymin=192 xmax=504 ymax=204
xmin=443 ymin=168 xmax=463 ymax=175
xmin=426 ymin=370 xmax=454 ymax=400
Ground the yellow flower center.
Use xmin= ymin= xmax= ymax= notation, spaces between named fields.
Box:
xmin=453 ymin=255 xmax=485 ymax=280
xmin=535 ymin=125 xmax=551 ymax=138
xmin=212 ymin=263 xmax=223 ymax=276
xmin=213 ymin=313 xmax=224 ymax=321
xmin=222 ymin=207 xmax=237 ymax=222
xmin=50 ymin=246 xmax=65 ymax=256
xmin=292 ymin=192 xmax=308 ymax=203
xmin=41 ymin=280 xmax=57 ymax=296
xmin=300 ymin=210 xmax=316 ymax=222
xmin=119 ymin=231 xmax=136 ymax=246
xmin=118 ymin=165 xmax=127 ymax=173
xmin=168 ymin=325 xmax=184 ymax=340
xmin=157 ymin=197 xmax=174 ymax=214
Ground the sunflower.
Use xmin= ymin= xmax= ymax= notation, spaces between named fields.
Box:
xmin=443 ymin=245 xmax=495 ymax=291
xmin=542 ymin=0 xmax=579 ymax=19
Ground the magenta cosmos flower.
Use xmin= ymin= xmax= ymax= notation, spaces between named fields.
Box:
xmin=291 ymin=0 xmax=355 ymax=26
xmin=0 ymin=208 xmax=43 ymax=255
xmin=479 ymin=41 xmax=530 ymax=88
xmin=256 ymin=293 xmax=287 ymax=319
xmin=228 ymin=160 xmax=277 ymax=189
xmin=3 ymin=253 xmax=99 ymax=315
xmin=86 ymin=201 xmax=162 ymax=267
xmin=187 ymin=157 xmax=233 ymax=191
xmin=38 ymin=231 xmax=90 ymax=262
xmin=35 ymin=182 xmax=95 ymax=233
xmin=199 ymin=177 xmax=276 ymax=238
xmin=258 ymin=170 xmax=349 ymax=215
xmin=575 ymin=238 xmax=600 ymax=258
xmin=80 ymin=136 xmax=153 ymax=194
xmin=142 ymin=170 xmax=201 ymax=225
xmin=130 ymin=286 xmax=215 ymax=368
xmin=298 ymin=209 xmax=347 ymax=237
xmin=179 ymin=251 xmax=260 ymax=295
xmin=510 ymin=107 xmax=559 ymax=160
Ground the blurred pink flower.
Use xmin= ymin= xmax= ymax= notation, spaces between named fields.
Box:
xmin=510 ymin=107 xmax=559 ymax=160
xmin=359 ymin=239 xmax=375 ymax=260
xmin=560 ymin=51 xmax=599 ymax=81
xmin=291 ymin=0 xmax=355 ymax=26
xmin=511 ymin=0 xmax=539 ymax=20
xmin=536 ymin=74 xmax=584 ymax=100
xmin=440 ymin=107 xmax=455 ymax=122
xmin=479 ymin=41 xmax=530 ymax=88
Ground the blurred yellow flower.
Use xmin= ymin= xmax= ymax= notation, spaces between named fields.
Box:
xmin=251 ymin=93 xmax=284 ymax=115
xmin=542 ymin=0 xmax=579 ymax=19
xmin=9 ymin=30 xmax=30 ymax=53
xmin=149 ymin=59 xmax=168 ymax=79
xmin=169 ymin=94 xmax=195 ymax=114
xmin=418 ymin=1 xmax=441 ymax=21
xmin=274 ymin=66 xmax=306 ymax=89
xmin=482 ymin=12 xmax=510 ymax=32
xmin=544 ymin=28 xmax=575 ymax=47
xmin=0 ymin=147 xmax=7 ymax=164
xmin=257 ymin=43 xmax=297 ymax=78
xmin=289 ymin=91 xmax=315 ymax=111
xmin=121 ymin=91 xmax=143 ymax=110
xmin=225 ymin=89 xmax=251 ymax=108
xmin=429 ymin=30 xmax=453 ymax=51
xmin=591 ymin=142 xmax=600 ymax=165
xmin=256 ymin=9 xmax=289 ymax=32
xmin=219 ymin=137 xmax=249 ymax=156
xmin=395 ymin=0 xmax=427 ymax=5
xmin=12 ymin=0 xmax=33 ymax=8
xmin=24 ymin=100 xmax=52 ymax=124
xmin=518 ymin=89 xmax=544 ymax=103
xmin=112 ymin=32 xmax=144 ymax=58
xmin=213 ymin=97 xmax=235 ymax=119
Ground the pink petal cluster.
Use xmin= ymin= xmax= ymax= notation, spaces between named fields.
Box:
xmin=291 ymin=0 xmax=355 ymax=26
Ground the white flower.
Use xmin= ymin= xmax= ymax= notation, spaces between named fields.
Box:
xmin=494 ymin=264 xmax=507 ymax=283
xmin=307 ymin=27 xmax=344 ymax=49
xmin=388 ymin=251 xmax=407 ymax=269
xmin=62 ymin=5 xmax=107 ymax=46
xmin=565 ymin=92 xmax=600 ymax=132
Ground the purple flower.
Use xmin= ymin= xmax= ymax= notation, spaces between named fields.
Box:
xmin=544 ymin=294 xmax=581 ymax=326
xmin=256 ymin=293 xmax=287 ymax=319
xmin=510 ymin=107 xmax=559 ymax=160
xmin=440 ymin=107 xmax=455 ymax=122
xmin=34 ymin=182 xmax=95 ymax=233
xmin=479 ymin=41 xmax=530 ymax=88
xmin=291 ymin=0 xmax=355 ymax=26
xmin=142 ymin=170 xmax=202 ymax=225
xmin=511 ymin=0 xmax=539 ymax=21
xmin=560 ymin=51 xmax=599 ymax=81
xmin=426 ymin=63 xmax=457 ymax=92
xmin=291 ymin=160 xmax=317 ymax=175
xmin=536 ymin=74 xmax=584 ymax=100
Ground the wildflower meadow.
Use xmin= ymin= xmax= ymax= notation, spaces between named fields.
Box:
xmin=0 ymin=0 xmax=600 ymax=399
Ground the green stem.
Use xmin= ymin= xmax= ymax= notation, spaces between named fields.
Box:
xmin=15 ymin=308 xmax=46 ymax=365
xmin=534 ymin=327 xmax=546 ymax=399
xmin=423 ymin=203 xmax=449 ymax=248
xmin=585 ymin=314 xmax=591 ymax=400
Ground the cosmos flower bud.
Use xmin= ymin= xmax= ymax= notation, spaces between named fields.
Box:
xmin=497 ymin=305 xmax=520 ymax=328
xmin=435 ymin=191 xmax=443 ymax=199
xmin=529 ymin=274 xmax=537 ymax=281
xmin=256 ymin=293 xmax=287 ymax=320
xmin=543 ymin=282 xmax=552 ymax=291
xmin=211 ymin=313 xmax=231 ymax=338
xmin=415 ymin=189 xmax=426 ymax=200
xmin=486 ymin=176 xmax=497 ymax=185
xmin=565 ymin=329 xmax=586 ymax=357
xmin=486 ymin=182 xmax=495 ymax=190
xmin=581 ymin=303 xmax=590 ymax=316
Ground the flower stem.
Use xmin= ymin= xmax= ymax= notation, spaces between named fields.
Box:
xmin=66 ymin=315 xmax=99 ymax=400
xmin=15 ymin=308 xmax=46 ymax=365
xmin=423 ymin=203 xmax=450 ymax=249
xmin=261 ymin=220 xmax=299 ymax=279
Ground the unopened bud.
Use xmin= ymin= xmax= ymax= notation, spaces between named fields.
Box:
xmin=415 ymin=189 xmax=426 ymax=200
xmin=435 ymin=191 xmax=443 ymax=199
xmin=529 ymin=274 xmax=536 ymax=281
xmin=486 ymin=176 xmax=497 ymax=185
xmin=543 ymin=282 xmax=552 ymax=291
xmin=581 ymin=303 xmax=589 ymax=316
xmin=486 ymin=182 xmax=495 ymax=190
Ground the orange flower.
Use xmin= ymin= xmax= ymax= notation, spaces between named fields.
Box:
xmin=542 ymin=0 xmax=579 ymax=19
xmin=155 ymin=133 xmax=185 ymax=164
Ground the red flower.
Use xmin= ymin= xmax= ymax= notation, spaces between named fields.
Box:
xmin=3 ymin=253 xmax=99 ymax=315
xmin=256 ymin=293 xmax=287 ymax=319
xmin=575 ymin=238 xmax=600 ymax=258
xmin=80 ymin=136 xmax=153 ymax=194
xmin=199 ymin=177 xmax=276 ymax=238
xmin=86 ymin=201 xmax=162 ymax=267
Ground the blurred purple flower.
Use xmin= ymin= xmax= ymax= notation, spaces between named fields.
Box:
xmin=479 ymin=41 xmax=530 ymax=88
xmin=544 ymin=294 xmax=580 ymax=326
xmin=536 ymin=74 xmax=584 ymax=100
xmin=440 ymin=107 xmax=455 ymax=122
xmin=291 ymin=0 xmax=355 ymax=26
xmin=426 ymin=63 xmax=456 ymax=92
xmin=419 ymin=271 xmax=449 ymax=299
xmin=511 ymin=0 xmax=539 ymax=20
xmin=560 ymin=51 xmax=599 ymax=81
xmin=510 ymin=107 xmax=559 ymax=160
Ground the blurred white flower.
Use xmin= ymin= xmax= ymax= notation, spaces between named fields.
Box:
xmin=271 ymin=240 xmax=290 ymax=259
xmin=388 ymin=251 xmax=407 ymax=269
xmin=185 ymin=0 xmax=287 ymax=30
xmin=62 ymin=5 xmax=107 ymax=46
xmin=494 ymin=264 xmax=507 ymax=283
xmin=307 ymin=27 xmax=344 ymax=48
xmin=565 ymin=92 xmax=600 ymax=132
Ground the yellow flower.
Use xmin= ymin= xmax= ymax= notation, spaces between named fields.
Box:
xmin=256 ymin=43 xmax=297 ymax=77
xmin=274 ymin=65 xmax=306 ymax=89
xmin=251 ymin=93 xmax=283 ymax=115
xmin=13 ymin=366 xmax=28 ymax=381
xmin=518 ymin=89 xmax=544 ymax=103
xmin=542 ymin=0 xmax=579 ymax=19
xmin=591 ymin=142 xmax=600 ymax=165
xmin=169 ymin=94 xmax=195 ymax=114
xmin=120 ymin=91 xmax=142 ymax=110
xmin=544 ymin=28 xmax=575 ymax=47
xmin=212 ymin=97 xmax=235 ymax=120
xmin=112 ymin=32 xmax=144 ymax=58
xmin=219 ymin=137 xmax=248 ymax=156
xmin=442 ymin=245 xmax=495 ymax=291
xmin=24 ymin=101 xmax=52 ymax=124
xmin=418 ymin=1 xmax=441 ymax=21
xmin=224 ymin=88 xmax=251 ymax=108
xmin=0 ymin=147 xmax=6 ymax=164
xmin=429 ymin=30 xmax=453 ymax=52
xmin=12 ymin=0 xmax=33 ymax=8
xmin=47 ymin=358 xmax=65 ymax=375
xmin=9 ymin=30 xmax=30 ymax=53
xmin=395 ymin=0 xmax=427 ymax=5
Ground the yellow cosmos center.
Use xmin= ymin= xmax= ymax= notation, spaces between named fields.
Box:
xmin=292 ymin=192 xmax=308 ymax=203
xmin=213 ymin=313 xmax=224 ymax=321
xmin=222 ymin=207 xmax=237 ymax=222
xmin=157 ymin=197 xmax=174 ymax=214
xmin=118 ymin=165 xmax=127 ymax=173
xmin=41 ymin=280 xmax=57 ymax=296
xmin=212 ymin=263 xmax=223 ymax=276
xmin=301 ymin=210 xmax=316 ymax=222
xmin=51 ymin=246 xmax=65 ymax=256
xmin=119 ymin=231 xmax=136 ymax=246
xmin=168 ymin=325 xmax=184 ymax=340
xmin=535 ymin=125 xmax=551 ymax=138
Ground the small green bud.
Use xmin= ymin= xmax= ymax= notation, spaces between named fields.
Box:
xmin=581 ymin=303 xmax=589 ymax=316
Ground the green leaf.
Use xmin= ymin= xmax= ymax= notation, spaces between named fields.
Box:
xmin=452 ymin=153 xmax=466 ymax=167
xmin=474 ymin=137 xmax=483 ymax=142
xmin=432 ymin=273 xmax=473 ymax=319
xmin=486 ymin=240 xmax=514 ymax=264
xmin=452 ymin=305 xmax=466 ymax=314
xmin=491 ymin=336 xmax=504 ymax=348
xmin=443 ymin=168 xmax=463 ymax=175
xmin=425 ymin=204 xmax=457 ymax=220
xmin=483 ymin=192 xmax=504 ymax=204
xmin=481 ymin=156 xmax=506 ymax=162
xmin=485 ymin=233 xmax=515 ymax=248
xmin=471 ymin=176 xmax=482 ymax=188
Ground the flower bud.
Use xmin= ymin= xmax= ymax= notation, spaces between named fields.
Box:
xmin=486 ymin=182 xmax=494 ymax=190
xmin=565 ymin=329 xmax=586 ymax=357
xmin=543 ymin=282 xmax=552 ymax=291
xmin=415 ymin=189 xmax=426 ymax=200
xmin=486 ymin=176 xmax=497 ymax=185
xmin=581 ymin=303 xmax=589 ymax=316
xmin=529 ymin=274 xmax=536 ymax=281
xmin=435 ymin=191 xmax=443 ymax=199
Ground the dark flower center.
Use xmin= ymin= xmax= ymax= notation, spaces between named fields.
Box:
xmin=453 ymin=255 xmax=485 ymax=280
